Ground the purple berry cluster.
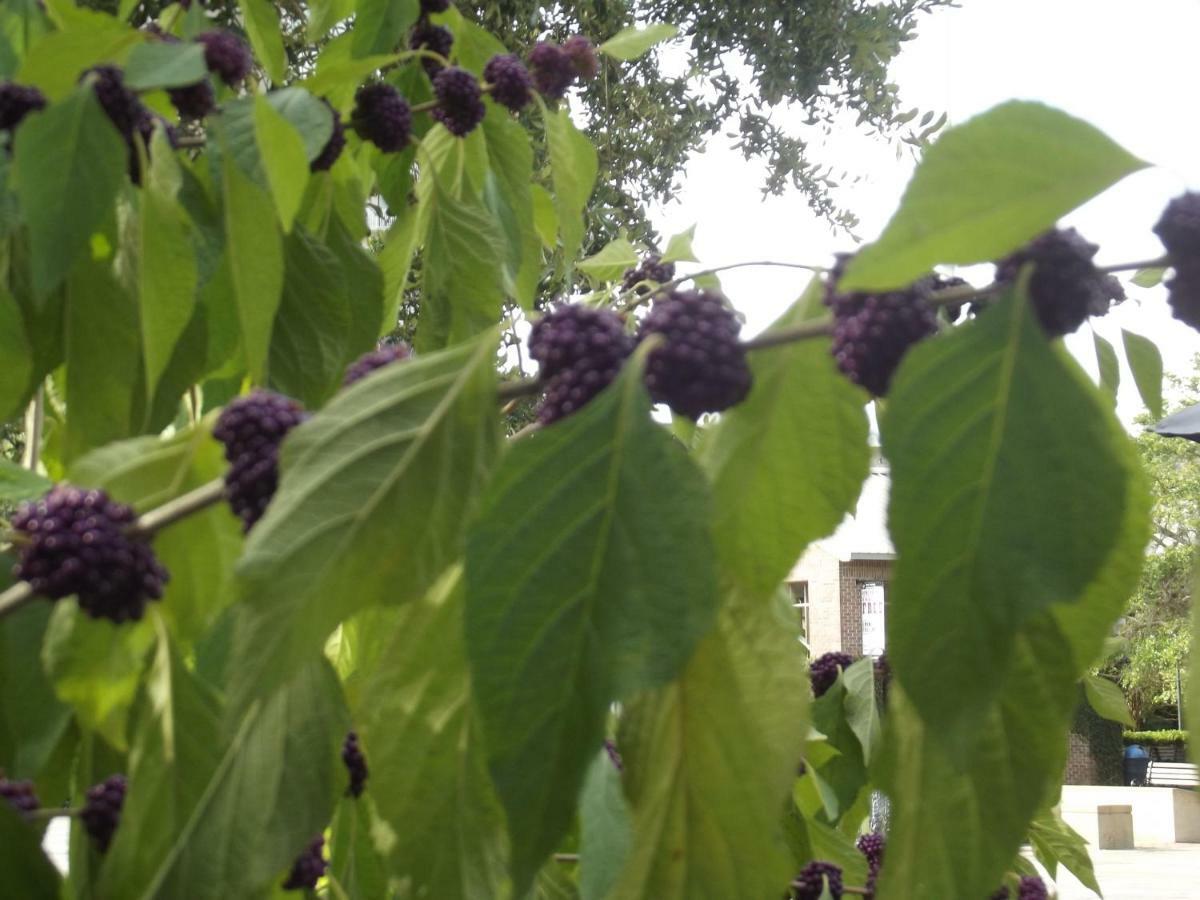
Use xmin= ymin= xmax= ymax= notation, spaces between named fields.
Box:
xmin=168 ymin=79 xmax=216 ymax=120
xmin=420 ymin=0 xmax=451 ymax=13
xmin=637 ymin=290 xmax=753 ymax=419
xmin=343 ymin=343 xmax=412 ymax=386
xmin=352 ymin=83 xmax=412 ymax=152
xmin=857 ymin=833 xmax=885 ymax=895
xmin=809 ymin=651 xmax=853 ymax=698
xmin=994 ymin=227 xmax=1124 ymax=337
xmin=213 ymin=391 xmax=307 ymax=532
xmin=80 ymin=66 xmax=177 ymax=185
xmin=11 ymin=486 xmax=169 ymax=623
xmin=1154 ymin=192 xmax=1200 ymax=330
xmin=283 ymin=835 xmax=328 ymax=891
xmin=622 ymin=254 xmax=676 ymax=294
xmin=410 ymin=21 xmax=454 ymax=77
xmin=991 ymin=876 xmax=1049 ymax=900
xmin=528 ymin=36 xmax=597 ymax=100
xmin=82 ymin=774 xmax=127 ymax=853
xmin=0 ymin=777 xmax=39 ymax=819
xmin=342 ymin=731 xmax=368 ymax=798
xmin=791 ymin=861 xmax=843 ymax=900
xmin=196 ymin=30 xmax=252 ymax=86
xmin=310 ymin=98 xmax=345 ymax=171
xmin=483 ymin=54 xmax=534 ymax=112
xmin=529 ymin=303 xmax=634 ymax=424
xmin=825 ymin=254 xmax=939 ymax=397
xmin=432 ymin=67 xmax=486 ymax=137
xmin=0 ymin=81 xmax=46 ymax=136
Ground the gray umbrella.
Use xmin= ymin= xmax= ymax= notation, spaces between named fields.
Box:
xmin=1154 ymin=402 xmax=1200 ymax=442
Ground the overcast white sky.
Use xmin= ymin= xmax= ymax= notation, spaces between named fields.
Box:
xmin=646 ymin=0 xmax=1200 ymax=424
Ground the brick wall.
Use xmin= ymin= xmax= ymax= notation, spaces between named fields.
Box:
xmin=838 ymin=559 xmax=891 ymax=654
xmin=1065 ymin=698 xmax=1123 ymax=786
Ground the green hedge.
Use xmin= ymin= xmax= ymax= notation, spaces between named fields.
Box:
xmin=1123 ymin=729 xmax=1188 ymax=746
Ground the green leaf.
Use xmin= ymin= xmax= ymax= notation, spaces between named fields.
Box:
xmin=598 ymin=24 xmax=680 ymax=61
xmin=807 ymin=678 xmax=870 ymax=821
xmin=358 ymin=567 xmax=508 ymax=898
xmin=840 ymin=102 xmax=1148 ymax=290
xmin=0 ymin=603 xmax=71 ymax=780
xmin=351 ymin=0 xmax=419 ymax=58
xmin=139 ymin=159 xmax=199 ymax=399
xmin=882 ymin=290 xmax=1129 ymax=733
xmin=13 ymin=85 xmax=127 ymax=296
xmin=543 ymin=104 xmax=598 ymax=276
xmin=253 ymin=96 xmax=310 ymax=233
xmin=1083 ymin=671 xmax=1135 ymax=727
xmin=842 ymin=657 xmax=882 ymax=762
xmin=70 ymin=426 xmax=242 ymax=647
xmin=417 ymin=176 xmax=506 ymax=351
xmin=326 ymin=215 xmax=385 ymax=356
xmin=124 ymin=40 xmax=207 ymax=89
xmin=303 ymin=53 xmax=399 ymax=114
xmin=1122 ymin=328 xmax=1163 ymax=419
xmin=0 ymin=283 xmax=33 ymax=421
xmin=1029 ymin=806 xmax=1102 ymax=896
xmin=660 ymin=225 xmax=698 ymax=264
xmin=580 ymin=750 xmax=632 ymax=900
xmin=1131 ymin=266 xmax=1165 ymax=288
xmin=700 ymin=283 xmax=869 ymax=598
xmin=578 ymin=237 xmax=640 ymax=282
xmin=99 ymin=636 xmax=347 ymax=900
xmin=41 ymin=605 xmax=154 ymax=751
xmin=0 ymin=801 xmax=61 ymax=899
xmin=64 ymin=253 xmax=141 ymax=461
xmin=532 ymin=183 xmax=558 ymax=248
xmin=238 ymin=0 xmax=286 ymax=83
xmin=268 ymin=226 xmax=352 ymax=407
xmin=16 ymin=22 xmax=141 ymax=99
xmin=1093 ymin=331 xmax=1119 ymax=404
xmin=378 ymin=208 xmax=420 ymax=336
xmin=0 ymin=458 xmax=51 ymax=503
xmin=328 ymin=795 xmax=389 ymax=899
xmin=222 ymin=153 xmax=284 ymax=381
xmin=265 ymin=87 xmax=336 ymax=165
xmin=307 ymin=0 xmax=356 ymax=41
xmin=481 ymin=109 xmax=540 ymax=310
xmin=464 ymin=349 xmax=720 ymax=893
xmin=226 ymin=334 xmax=500 ymax=712
xmin=611 ymin=588 xmax=806 ymax=900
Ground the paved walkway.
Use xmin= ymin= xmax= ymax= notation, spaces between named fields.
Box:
xmin=1046 ymin=844 xmax=1200 ymax=899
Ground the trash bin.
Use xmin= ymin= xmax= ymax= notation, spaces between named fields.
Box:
xmin=1124 ymin=744 xmax=1150 ymax=786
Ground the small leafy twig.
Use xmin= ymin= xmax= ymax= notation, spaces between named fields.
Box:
xmin=22 ymin=386 xmax=43 ymax=473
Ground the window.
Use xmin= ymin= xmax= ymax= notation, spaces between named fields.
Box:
xmin=789 ymin=581 xmax=810 ymax=639
xmin=860 ymin=580 xmax=886 ymax=657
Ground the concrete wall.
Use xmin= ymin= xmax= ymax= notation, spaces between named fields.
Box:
xmin=1061 ymin=786 xmax=1200 ymax=846
xmin=788 ymin=545 xmax=841 ymax=654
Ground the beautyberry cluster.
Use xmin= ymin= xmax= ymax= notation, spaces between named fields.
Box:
xmin=410 ymin=21 xmax=454 ymax=78
xmin=529 ymin=303 xmax=634 ymax=424
xmin=432 ymin=67 xmax=486 ymax=137
xmin=145 ymin=25 xmax=216 ymax=120
xmin=0 ymin=81 xmax=46 ymax=137
xmin=352 ymin=83 xmax=412 ymax=152
xmin=342 ymin=731 xmax=368 ymax=797
xmin=529 ymin=37 xmax=597 ymax=100
xmin=484 ymin=54 xmax=535 ymax=112
xmin=196 ymin=30 xmax=253 ymax=86
xmin=791 ymin=861 xmax=843 ymax=900
xmin=311 ymin=99 xmax=346 ymax=171
xmin=857 ymin=833 xmax=885 ymax=895
xmin=991 ymin=875 xmax=1049 ymax=900
xmin=420 ymin=0 xmax=451 ymax=11
xmin=622 ymin=254 xmax=676 ymax=294
xmin=213 ymin=391 xmax=307 ymax=531
xmin=343 ymin=343 xmax=412 ymax=386
xmin=82 ymin=774 xmax=127 ymax=853
xmin=809 ymin=651 xmax=853 ymax=698
xmin=81 ymin=66 xmax=176 ymax=185
xmin=1154 ymin=192 xmax=1200 ymax=329
xmin=12 ymin=486 xmax=169 ymax=623
xmin=994 ymin=227 xmax=1124 ymax=337
xmin=637 ymin=290 xmax=753 ymax=419
xmin=283 ymin=835 xmax=328 ymax=891
xmin=825 ymin=254 xmax=939 ymax=397
xmin=0 ymin=777 xmax=39 ymax=819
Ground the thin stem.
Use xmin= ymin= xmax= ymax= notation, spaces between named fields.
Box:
xmin=497 ymin=378 xmax=542 ymax=401
xmin=743 ymin=318 xmax=835 ymax=351
xmin=128 ymin=479 xmax=226 ymax=538
xmin=509 ymin=421 xmax=541 ymax=441
xmin=22 ymin=386 xmax=43 ymax=472
xmin=411 ymin=99 xmax=439 ymax=114
xmin=0 ymin=582 xmax=37 ymax=620
xmin=176 ymin=134 xmax=205 ymax=149
xmin=28 ymin=807 xmax=81 ymax=822
xmin=618 ymin=260 xmax=827 ymax=313
xmin=1100 ymin=254 xmax=1170 ymax=274
xmin=553 ymin=853 xmax=580 ymax=863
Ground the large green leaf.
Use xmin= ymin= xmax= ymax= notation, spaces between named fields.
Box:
xmin=98 ymin=635 xmax=347 ymax=900
xmin=0 ymin=603 xmax=71 ymax=780
xmin=579 ymin=749 xmax=632 ymax=900
xmin=578 ymin=237 xmax=640 ymax=283
xmin=70 ymin=426 xmax=242 ymax=647
xmin=464 ymin=351 xmax=720 ymax=893
xmin=1082 ymin=671 xmax=1134 ymax=727
xmin=543 ymin=104 xmax=597 ymax=276
xmin=238 ymin=0 xmax=286 ymax=83
xmin=701 ymin=282 xmax=869 ymax=598
xmin=253 ymin=96 xmax=310 ymax=233
xmin=417 ymin=175 xmax=507 ymax=351
xmin=16 ymin=20 xmax=140 ymax=99
xmin=0 ymin=802 xmax=61 ymax=899
xmin=268 ymin=226 xmax=352 ymax=407
xmin=481 ymin=108 xmax=541 ymax=310
xmin=13 ymin=85 xmax=127 ymax=296
xmin=326 ymin=215 xmax=385 ymax=355
xmin=611 ymin=588 xmax=806 ymax=900
xmin=328 ymin=795 xmax=389 ymax=900
xmin=840 ymin=102 xmax=1148 ymax=290
xmin=226 ymin=334 xmax=500 ymax=712
xmin=881 ymin=290 xmax=1128 ymax=732
xmin=358 ymin=567 xmax=509 ymax=899
xmin=1029 ymin=805 xmax=1102 ymax=896
xmin=139 ymin=151 xmax=199 ymax=400
xmin=124 ymin=40 xmax=207 ymax=89
xmin=222 ymin=153 xmax=284 ymax=382
xmin=597 ymin=24 xmax=679 ymax=61
xmin=0 ymin=282 xmax=33 ymax=420
xmin=1122 ymin=328 xmax=1163 ymax=419
xmin=0 ymin=458 xmax=51 ymax=504
xmin=351 ymin=0 xmax=419 ymax=58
